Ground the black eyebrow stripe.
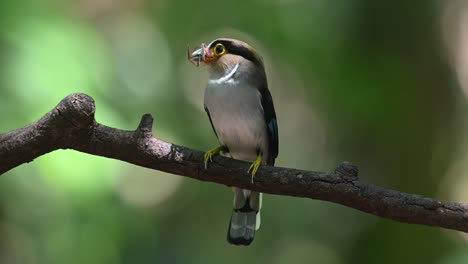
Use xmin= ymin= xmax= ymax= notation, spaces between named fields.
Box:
xmin=209 ymin=40 xmax=261 ymax=65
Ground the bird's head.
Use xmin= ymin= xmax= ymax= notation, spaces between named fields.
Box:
xmin=188 ymin=38 xmax=265 ymax=79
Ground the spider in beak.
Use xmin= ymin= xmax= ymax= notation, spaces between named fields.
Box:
xmin=188 ymin=43 xmax=215 ymax=66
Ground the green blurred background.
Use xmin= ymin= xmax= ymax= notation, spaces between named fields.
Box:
xmin=1 ymin=0 xmax=468 ymax=263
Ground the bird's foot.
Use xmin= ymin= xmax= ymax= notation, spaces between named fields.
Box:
xmin=248 ymin=152 xmax=263 ymax=183
xmin=204 ymin=146 xmax=224 ymax=169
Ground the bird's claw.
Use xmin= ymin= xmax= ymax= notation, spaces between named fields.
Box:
xmin=204 ymin=146 xmax=224 ymax=169
xmin=248 ymin=153 xmax=263 ymax=183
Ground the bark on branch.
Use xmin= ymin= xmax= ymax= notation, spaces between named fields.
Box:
xmin=1 ymin=93 xmax=467 ymax=233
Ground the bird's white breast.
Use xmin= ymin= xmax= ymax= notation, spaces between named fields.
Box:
xmin=204 ymin=68 xmax=268 ymax=162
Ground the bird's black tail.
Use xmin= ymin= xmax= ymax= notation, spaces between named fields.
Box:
xmin=227 ymin=189 xmax=261 ymax=245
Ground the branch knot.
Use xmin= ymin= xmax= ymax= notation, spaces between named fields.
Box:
xmin=335 ymin=161 xmax=359 ymax=180
xmin=56 ymin=93 xmax=95 ymax=129
xmin=136 ymin=114 xmax=154 ymax=138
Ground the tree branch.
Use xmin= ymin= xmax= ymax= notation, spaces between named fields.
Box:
xmin=1 ymin=93 xmax=468 ymax=233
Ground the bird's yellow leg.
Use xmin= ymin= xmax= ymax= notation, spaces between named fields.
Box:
xmin=248 ymin=152 xmax=263 ymax=183
xmin=204 ymin=146 xmax=225 ymax=169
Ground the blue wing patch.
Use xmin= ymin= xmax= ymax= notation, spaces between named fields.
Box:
xmin=260 ymin=87 xmax=278 ymax=165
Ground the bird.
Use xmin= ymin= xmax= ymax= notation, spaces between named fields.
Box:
xmin=188 ymin=38 xmax=278 ymax=245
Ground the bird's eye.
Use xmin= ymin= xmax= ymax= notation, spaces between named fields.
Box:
xmin=214 ymin=43 xmax=226 ymax=56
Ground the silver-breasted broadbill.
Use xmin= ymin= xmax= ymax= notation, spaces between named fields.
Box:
xmin=189 ymin=38 xmax=278 ymax=246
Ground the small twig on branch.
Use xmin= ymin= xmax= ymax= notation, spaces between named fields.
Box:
xmin=1 ymin=93 xmax=467 ymax=233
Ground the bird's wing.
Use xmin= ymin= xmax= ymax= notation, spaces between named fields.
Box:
xmin=260 ymin=87 xmax=278 ymax=165
xmin=204 ymin=105 xmax=218 ymax=138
